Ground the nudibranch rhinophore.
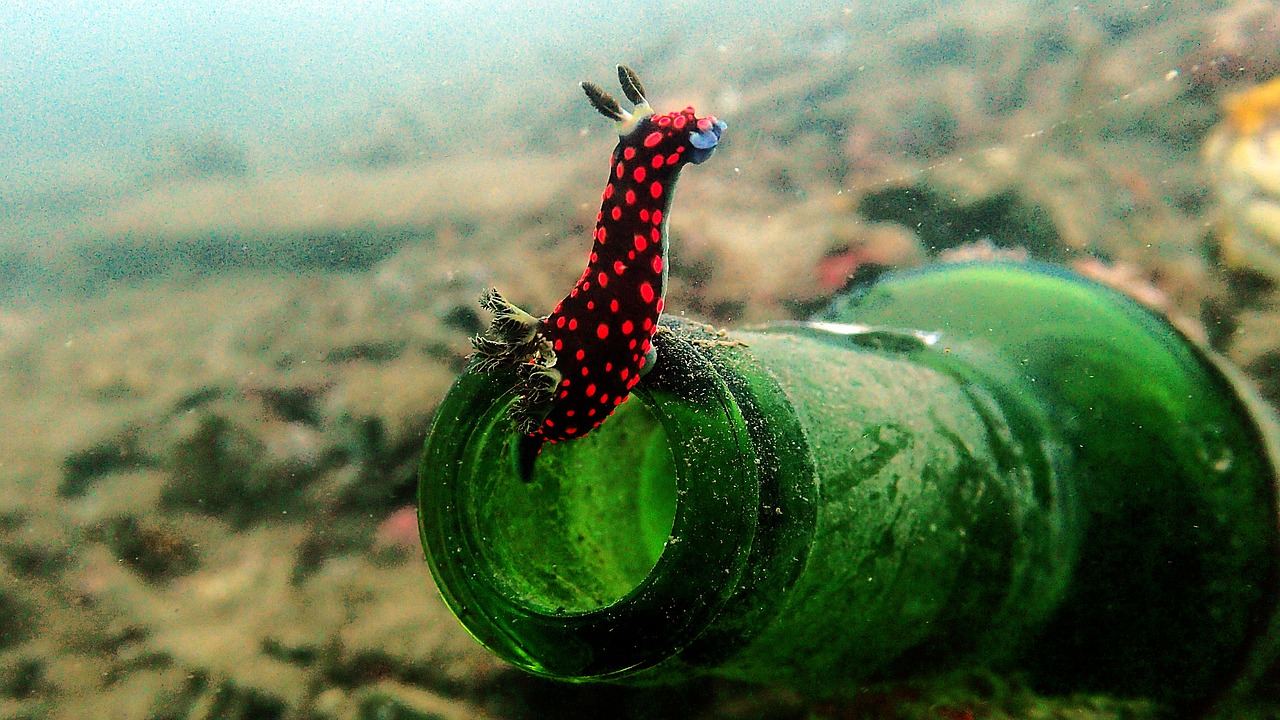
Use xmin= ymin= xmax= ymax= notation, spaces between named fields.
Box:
xmin=470 ymin=65 xmax=726 ymax=451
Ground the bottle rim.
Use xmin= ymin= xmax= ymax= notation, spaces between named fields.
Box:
xmin=418 ymin=326 xmax=760 ymax=678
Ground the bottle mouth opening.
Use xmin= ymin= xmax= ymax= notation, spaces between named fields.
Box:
xmin=419 ymin=324 xmax=760 ymax=678
xmin=460 ymin=393 xmax=678 ymax=614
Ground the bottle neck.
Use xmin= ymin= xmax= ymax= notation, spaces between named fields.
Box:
xmin=420 ymin=312 xmax=1071 ymax=680
xmin=700 ymin=322 xmax=1074 ymax=681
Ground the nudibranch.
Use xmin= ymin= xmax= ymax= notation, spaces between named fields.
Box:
xmin=470 ymin=65 xmax=726 ymax=450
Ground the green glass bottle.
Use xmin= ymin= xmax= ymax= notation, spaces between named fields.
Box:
xmin=418 ymin=262 xmax=1280 ymax=709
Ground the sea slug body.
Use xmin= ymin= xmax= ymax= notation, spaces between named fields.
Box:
xmin=470 ymin=65 xmax=725 ymax=449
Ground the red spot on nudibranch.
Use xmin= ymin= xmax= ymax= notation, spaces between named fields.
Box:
xmin=613 ymin=260 xmax=626 ymax=275
xmin=620 ymin=368 xmax=629 ymax=380
xmin=656 ymin=298 xmax=665 ymax=312
xmin=603 ymin=184 xmax=614 ymax=199
xmin=556 ymin=317 xmax=566 ymax=328
xmin=559 ymin=390 xmax=569 ymax=399
xmin=581 ymin=367 xmax=589 ymax=376
xmin=652 ymin=209 xmax=662 ymax=225
xmin=651 ymin=155 xmax=664 ymax=168
xmin=554 ymin=339 xmax=563 ymax=351
xmin=673 ymin=114 xmax=687 ymax=130
xmin=568 ymin=319 xmax=578 ymax=330
xmin=650 ymin=182 xmax=663 ymax=199
xmin=623 ymin=147 xmax=636 ymax=160
xmin=625 ymin=189 xmax=635 ymax=205
xmin=633 ymin=166 xmax=646 ymax=183
xmin=597 ymin=272 xmax=608 ymax=287
xmin=643 ymin=131 xmax=662 ymax=147
xmin=634 ymin=234 xmax=648 ymax=252
xmin=639 ymin=209 xmax=650 ymax=222
xmin=652 ymin=256 xmax=664 ymax=273
xmin=586 ymin=384 xmax=597 ymax=397
xmin=621 ymin=320 xmax=634 ymax=334
xmin=610 ymin=298 xmax=619 ymax=313
xmin=597 ymin=323 xmax=609 ymax=339
xmin=611 ymin=206 xmax=622 ymax=221
xmin=640 ymin=282 xmax=654 ymax=303
xmin=576 ymin=349 xmax=585 ymax=361
xmin=615 ymin=162 xmax=625 ymax=178
xmin=666 ymin=152 xmax=679 ymax=165
xmin=697 ymin=117 xmax=712 ymax=131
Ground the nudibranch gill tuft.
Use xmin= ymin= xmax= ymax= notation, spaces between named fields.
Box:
xmin=470 ymin=65 xmax=726 ymax=450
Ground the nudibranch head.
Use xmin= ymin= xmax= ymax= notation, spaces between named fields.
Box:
xmin=583 ymin=65 xmax=727 ymax=167
xmin=631 ymin=108 xmax=728 ymax=169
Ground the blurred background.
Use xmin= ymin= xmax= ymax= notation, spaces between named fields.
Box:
xmin=4 ymin=1 xmax=1280 ymax=718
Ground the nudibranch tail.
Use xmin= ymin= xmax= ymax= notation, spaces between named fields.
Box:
xmin=469 ymin=64 xmax=725 ymax=451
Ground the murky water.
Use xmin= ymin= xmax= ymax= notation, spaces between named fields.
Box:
xmin=2 ymin=1 xmax=1280 ymax=718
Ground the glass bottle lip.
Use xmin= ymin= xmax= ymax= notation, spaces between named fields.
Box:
xmin=419 ymin=324 xmax=760 ymax=679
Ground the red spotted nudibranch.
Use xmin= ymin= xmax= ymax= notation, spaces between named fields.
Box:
xmin=470 ymin=65 xmax=726 ymax=448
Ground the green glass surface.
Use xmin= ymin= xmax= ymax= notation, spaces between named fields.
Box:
xmin=823 ymin=263 xmax=1280 ymax=704
xmin=419 ymin=262 xmax=1280 ymax=709
xmin=708 ymin=326 xmax=1070 ymax=685
xmin=460 ymin=395 xmax=677 ymax=614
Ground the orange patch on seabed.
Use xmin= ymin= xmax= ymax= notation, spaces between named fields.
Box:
xmin=815 ymin=225 xmax=924 ymax=292
xmin=1224 ymin=75 xmax=1280 ymax=135
xmin=817 ymin=249 xmax=872 ymax=290
xmin=376 ymin=505 xmax=424 ymax=557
